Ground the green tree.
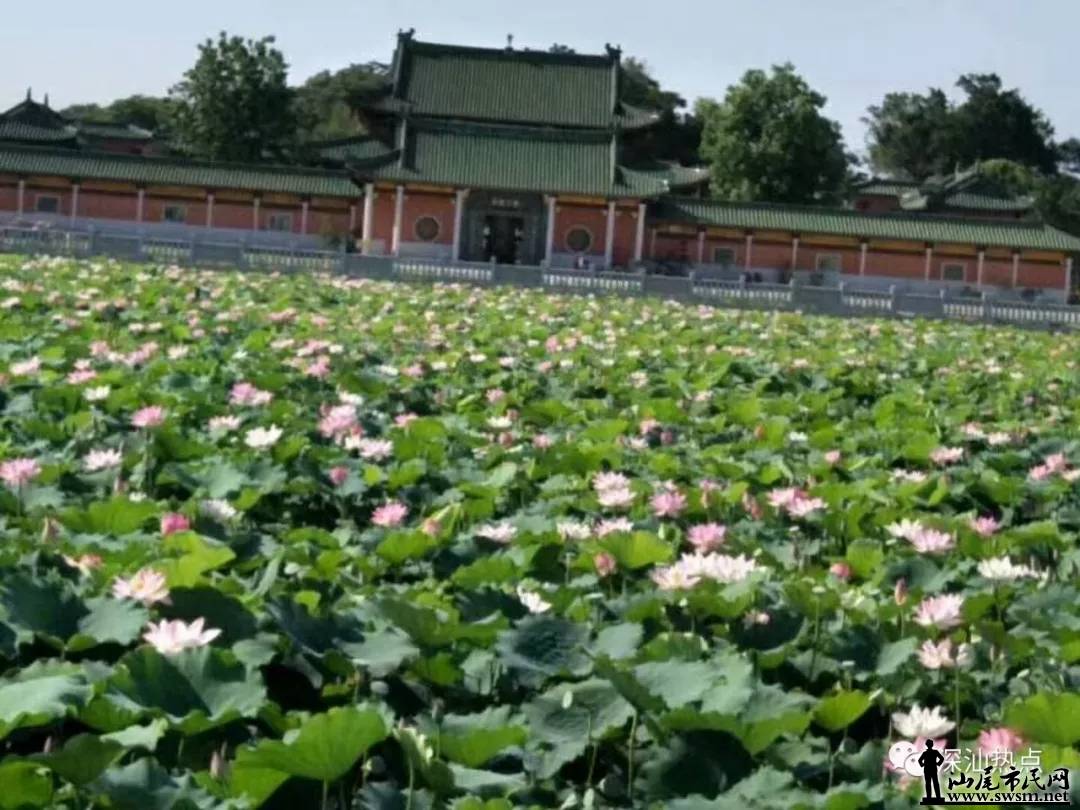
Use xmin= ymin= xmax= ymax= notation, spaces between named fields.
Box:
xmin=864 ymin=74 xmax=1058 ymax=179
xmin=619 ymin=57 xmax=701 ymax=167
xmin=696 ymin=64 xmax=849 ymax=204
xmin=863 ymin=90 xmax=953 ymax=180
xmin=61 ymin=96 xmax=173 ymax=133
xmin=950 ymin=74 xmax=1056 ymax=173
xmin=293 ymin=62 xmax=389 ymax=142
xmin=170 ymin=32 xmax=297 ymax=162
xmin=979 ymin=158 xmax=1080 ymax=236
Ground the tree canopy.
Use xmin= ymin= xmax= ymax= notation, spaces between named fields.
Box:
xmin=169 ymin=33 xmax=297 ymax=162
xmin=696 ymin=64 xmax=850 ymax=204
xmin=865 ymin=74 xmax=1058 ymax=180
xmin=618 ymin=57 xmax=702 ymax=167
xmin=61 ymin=95 xmax=173 ymax=134
xmin=293 ymin=62 xmax=389 ymax=143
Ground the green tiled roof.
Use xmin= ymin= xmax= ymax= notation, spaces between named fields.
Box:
xmin=855 ymin=179 xmax=920 ymax=197
xmin=0 ymin=144 xmax=359 ymax=198
xmin=390 ymin=37 xmax=620 ymax=128
xmin=653 ymin=197 xmax=1080 ymax=253
xmin=354 ymin=120 xmax=654 ymax=198
xmin=624 ymin=160 xmax=709 ymax=191
xmin=314 ymin=135 xmax=395 ymax=164
xmin=77 ymin=121 xmax=154 ymax=141
xmin=0 ymin=121 xmax=78 ymax=144
xmin=942 ymin=191 xmax=1034 ymax=212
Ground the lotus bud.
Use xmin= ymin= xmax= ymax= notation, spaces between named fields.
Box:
xmin=210 ymin=744 xmax=230 ymax=781
xmin=894 ymin=578 xmax=908 ymax=605
xmin=40 ymin=516 xmax=60 ymax=543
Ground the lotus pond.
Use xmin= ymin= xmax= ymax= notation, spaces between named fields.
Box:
xmin=0 ymin=255 xmax=1078 ymax=809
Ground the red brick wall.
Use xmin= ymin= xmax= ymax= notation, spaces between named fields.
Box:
xmin=752 ymin=240 xmax=797 ymax=272
xmin=556 ymin=203 xmax=609 ymax=255
xmin=799 ymin=243 xmax=863 ymax=274
xmin=611 ymin=207 xmax=639 ymax=266
xmin=1018 ymin=261 xmax=1066 ymax=290
xmin=371 ymin=190 xmax=396 ymax=247
xmin=0 ymin=182 xmax=17 ymax=212
xmin=402 ymin=191 xmax=455 ymax=244
xmin=79 ymin=191 xmax=139 ymax=221
xmin=866 ymin=250 xmax=928 ymax=280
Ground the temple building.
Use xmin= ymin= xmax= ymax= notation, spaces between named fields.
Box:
xmin=0 ymin=30 xmax=1077 ymax=299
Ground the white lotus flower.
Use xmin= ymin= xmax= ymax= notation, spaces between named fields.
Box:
xmin=892 ymin=704 xmax=955 ymax=739
xmin=244 ymin=425 xmax=282 ymax=450
xmin=143 ymin=618 xmax=221 ymax=655
xmin=977 ymin=557 xmax=1040 ymax=582
xmin=84 ymin=386 xmax=111 ymax=402
xmin=112 ymin=568 xmax=170 ymax=606
xmin=516 ymin=587 xmax=552 ymax=614
xmin=83 ymin=448 xmax=123 ymax=472
xmin=200 ymin=499 xmax=238 ymax=522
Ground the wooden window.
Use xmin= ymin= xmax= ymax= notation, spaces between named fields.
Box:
xmin=713 ymin=247 xmax=736 ymax=267
xmin=162 ymin=205 xmax=187 ymax=223
xmin=565 ymin=226 xmax=592 ymax=253
xmin=414 ymin=215 xmax=440 ymax=242
xmin=267 ymin=213 xmax=293 ymax=232
xmin=815 ymin=253 xmax=843 ymax=272
xmin=35 ymin=195 xmax=60 ymax=214
xmin=942 ymin=262 xmax=966 ymax=282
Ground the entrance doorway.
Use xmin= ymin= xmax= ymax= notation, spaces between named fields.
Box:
xmin=483 ymin=215 xmax=524 ymax=264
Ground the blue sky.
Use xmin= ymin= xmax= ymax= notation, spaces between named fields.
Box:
xmin=5 ymin=0 xmax=1078 ymax=158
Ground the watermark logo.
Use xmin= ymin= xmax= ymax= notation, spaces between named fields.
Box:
xmin=888 ymin=740 xmax=1070 ymax=805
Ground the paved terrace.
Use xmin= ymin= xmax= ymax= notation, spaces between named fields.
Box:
xmin=1 ymin=224 xmax=1078 ymax=331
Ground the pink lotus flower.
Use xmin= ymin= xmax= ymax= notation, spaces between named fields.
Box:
xmin=913 ymin=594 xmax=965 ymax=629
xmin=356 ymin=438 xmax=393 ymax=461
xmin=597 ymin=486 xmax=634 ymax=509
xmin=594 ymin=552 xmax=617 ymax=577
xmin=229 ymin=382 xmax=272 ymax=407
xmin=908 ymin=528 xmax=955 ymax=555
xmin=395 ymin=412 xmax=419 ymax=428
xmin=976 ymin=727 xmax=1025 ymax=755
xmin=421 ymin=517 xmax=441 ymax=537
xmin=930 ymin=447 xmax=964 ymax=466
xmin=305 ymin=356 xmax=331 ymax=379
xmin=595 ymin=518 xmax=634 ymax=537
xmin=486 ymin=388 xmax=505 ymax=404
xmin=687 ymin=523 xmax=727 ymax=553
xmin=10 ymin=357 xmax=41 ymax=376
xmin=532 ymin=434 xmax=553 ymax=450
xmin=160 ymin=513 xmax=190 ymax=536
xmin=768 ymin=487 xmax=825 ymax=518
xmin=113 ymin=568 xmax=170 ymax=606
xmin=131 ymin=406 xmax=166 ymax=429
xmin=318 ymin=404 xmax=358 ymax=439
xmin=67 ymin=369 xmax=98 ymax=385
xmin=0 ymin=457 xmax=41 ymax=488
xmin=328 ymin=466 xmax=349 ymax=487
xmin=372 ymin=501 xmax=408 ymax=528
xmin=62 ymin=553 xmax=103 ymax=575
xmin=142 ymin=618 xmax=221 ymax=655
xmin=651 ymin=565 xmax=701 ymax=591
xmin=918 ymin=639 xmax=973 ymax=669
xmin=824 ymin=450 xmax=842 ymax=466
xmin=651 ymin=490 xmax=687 ymax=518
xmin=829 ymin=561 xmax=852 ymax=581
xmin=970 ymin=515 xmax=1000 ymax=537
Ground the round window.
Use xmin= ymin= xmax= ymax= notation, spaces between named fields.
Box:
xmin=414 ymin=216 xmax=440 ymax=242
xmin=565 ymin=226 xmax=592 ymax=253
